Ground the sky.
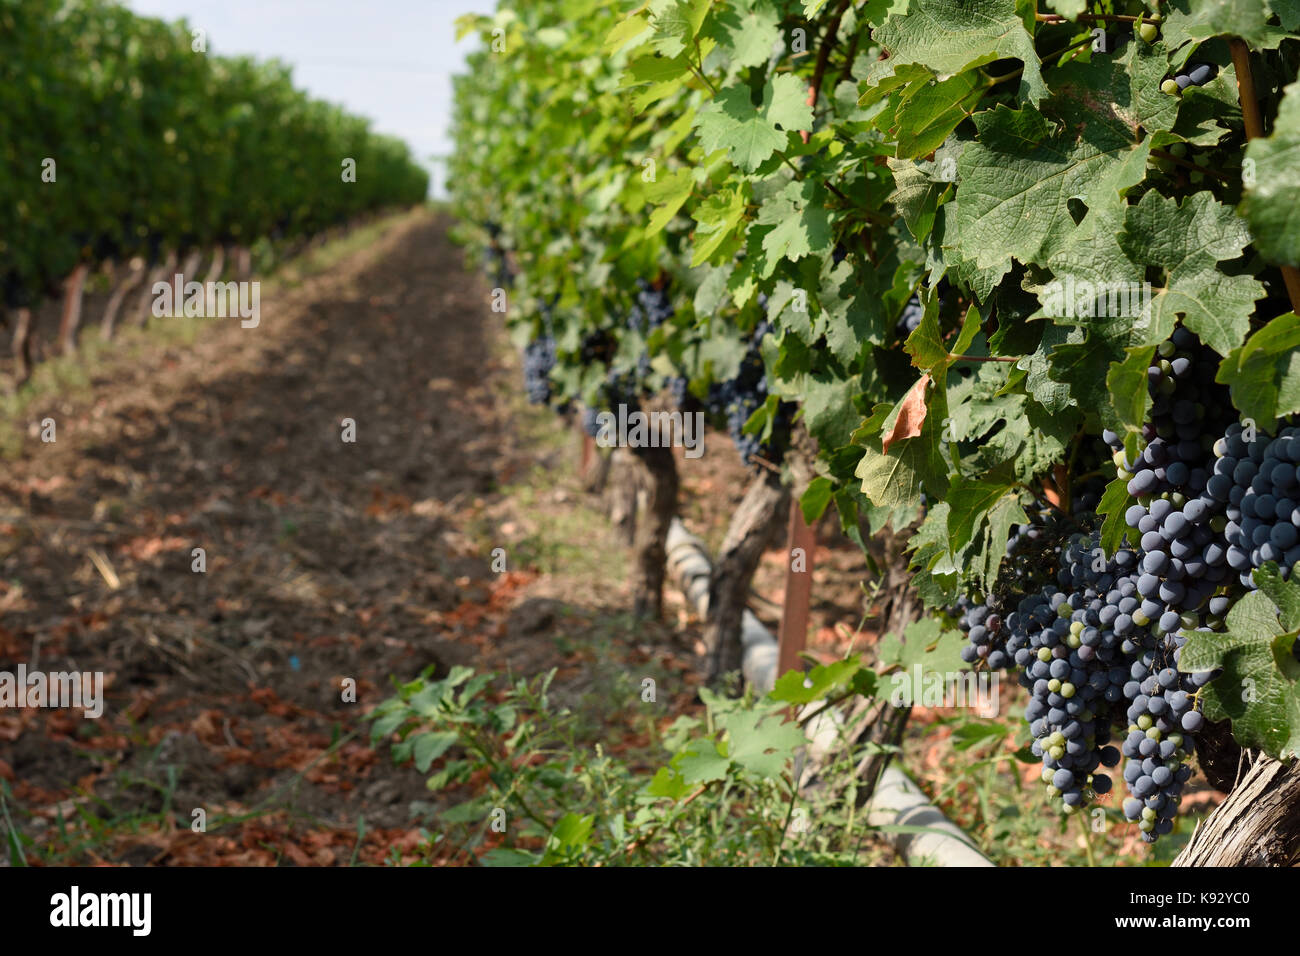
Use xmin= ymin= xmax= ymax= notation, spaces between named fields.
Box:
xmin=124 ymin=0 xmax=496 ymax=196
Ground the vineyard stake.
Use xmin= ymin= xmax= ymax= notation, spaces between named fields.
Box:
xmin=778 ymin=499 xmax=817 ymax=679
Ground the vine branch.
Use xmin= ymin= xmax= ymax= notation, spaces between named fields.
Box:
xmin=1229 ymin=37 xmax=1300 ymax=314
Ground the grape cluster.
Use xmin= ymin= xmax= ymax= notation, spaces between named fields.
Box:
xmin=956 ymin=596 xmax=1012 ymax=670
xmin=627 ymin=279 xmax=673 ymax=335
xmin=522 ymin=335 xmax=556 ymax=405
xmin=1214 ymin=423 xmax=1300 ymax=583
xmin=704 ymin=321 xmax=792 ymax=465
xmin=959 ymin=329 xmax=1242 ymax=842
xmin=1105 ymin=328 xmax=1239 ymax=634
xmin=896 ymin=296 xmax=923 ymax=337
xmin=1015 ymin=534 xmax=1138 ymax=813
xmin=1160 ymin=62 xmax=1216 ymax=96
xmin=1118 ymin=636 xmax=1208 ymax=842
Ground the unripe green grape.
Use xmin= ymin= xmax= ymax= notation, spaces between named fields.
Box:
xmin=1161 ymin=78 xmax=1180 ymax=96
xmin=1061 ymin=682 xmax=1076 ymax=698
xmin=1142 ymin=807 xmax=1157 ymax=821
xmin=1168 ymin=142 xmax=1187 ymax=159
xmin=1138 ymin=714 xmax=1153 ymax=730
xmin=1138 ymin=20 xmax=1160 ymax=43
xmin=1132 ymin=610 xmax=1150 ymax=627
xmin=1157 ymin=340 xmax=1176 ymax=357
xmin=1039 ymin=647 xmax=1053 ymax=662
xmin=1050 ymin=745 xmax=1065 ymax=760
xmin=1139 ymin=818 xmax=1155 ymax=832
xmin=1049 ymin=678 xmax=1062 ymax=692
xmin=1146 ymin=727 xmax=1161 ymax=740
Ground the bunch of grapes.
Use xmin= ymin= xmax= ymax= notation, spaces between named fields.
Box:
xmin=896 ymin=296 xmax=923 ymax=337
xmin=1117 ymin=634 xmax=1208 ymax=842
xmin=521 ymin=335 xmax=556 ymax=405
xmin=703 ymin=320 xmax=793 ymax=465
xmin=1014 ymin=534 xmax=1137 ymax=813
xmin=1161 ymin=63 xmax=1217 ymax=96
xmin=1105 ymin=328 xmax=1241 ymax=635
xmin=957 ymin=328 xmax=1243 ymax=842
xmin=627 ymin=278 xmax=673 ymax=335
xmin=1215 ymin=423 xmax=1300 ymax=583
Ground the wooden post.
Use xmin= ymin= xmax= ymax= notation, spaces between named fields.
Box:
xmin=777 ymin=499 xmax=816 ymax=678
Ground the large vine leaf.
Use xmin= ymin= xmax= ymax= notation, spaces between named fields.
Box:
xmin=873 ymin=0 xmax=1048 ymax=105
xmin=951 ymin=101 xmax=1146 ymax=289
xmin=1117 ymin=190 xmax=1262 ymax=356
xmin=1215 ymin=313 xmax=1300 ymax=427
xmin=694 ymin=73 xmax=812 ymax=172
xmin=1180 ymin=584 xmax=1300 ymax=760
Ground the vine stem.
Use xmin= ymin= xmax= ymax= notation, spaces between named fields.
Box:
xmin=1149 ymin=147 xmax=1234 ymax=184
xmin=1229 ymin=38 xmax=1300 ymax=314
xmin=691 ymin=38 xmax=718 ymax=95
xmin=948 ymin=353 xmax=1018 ymax=363
xmin=1035 ymin=12 xmax=1161 ymax=25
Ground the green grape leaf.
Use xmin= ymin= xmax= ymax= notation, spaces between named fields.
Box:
xmin=691 ymin=183 xmax=748 ymax=265
xmin=694 ymin=73 xmax=812 ymax=172
xmin=1160 ymin=0 xmax=1291 ymax=52
xmin=945 ymin=476 xmax=1017 ymax=555
xmin=1107 ymin=345 xmax=1157 ymax=457
xmin=708 ymin=2 xmax=782 ymax=69
xmin=770 ymin=657 xmax=866 ymax=704
xmin=874 ymin=0 xmax=1048 ymax=105
xmin=1097 ymin=475 xmax=1134 ymax=556
xmin=894 ymin=71 xmax=986 ymax=159
xmin=1241 ymin=81 xmax=1300 ymax=268
xmin=755 ymin=178 xmax=832 ymax=273
xmin=1180 ymin=589 xmax=1300 ymax=759
xmin=887 ymin=156 xmax=949 ymax=243
xmin=1118 ymin=190 xmax=1262 ymax=356
xmin=821 ymin=256 xmax=890 ymax=362
xmin=643 ymin=167 xmax=695 ymax=235
xmin=1254 ymin=563 xmax=1300 ymax=631
xmin=721 ymin=709 xmax=807 ymax=779
xmin=647 ymin=0 xmax=711 ymax=58
xmin=877 ymin=618 xmax=967 ymax=674
xmin=952 ymin=98 xmax=1146 ymax=290
xmin=676 ymin=737 xmax=731 ymax=784
xmin=1215 ymin=313 xmax=1300 ymax=427
xmin=800 ymin=476 xmax=835 ymax=524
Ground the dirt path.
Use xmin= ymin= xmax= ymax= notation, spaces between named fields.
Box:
xmin=0 ymin=211 xmax=570 ymax=864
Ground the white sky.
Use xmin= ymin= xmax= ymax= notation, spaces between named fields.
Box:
xmin=125 ymin=0 xmax=496 ymax=196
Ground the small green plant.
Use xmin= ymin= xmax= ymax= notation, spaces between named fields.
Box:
xmin=368 ymin=657 xmax=888 ymax=866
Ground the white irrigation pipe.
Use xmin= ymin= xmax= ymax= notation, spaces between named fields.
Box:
xmin=665 ymin=517 xmax=994 ymax=867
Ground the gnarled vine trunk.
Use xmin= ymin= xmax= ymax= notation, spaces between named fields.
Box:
xmin=627 ymin=443 xmax=678 ymax=619
xmin=57 ymin=261 xmax=89 ymax=355
xmin=101 ymin=258 xmax=146 ymax=340
xmin=1174 ymin=753 xmax=1300 ymax=866
xmin=704 ymin=468 xmax=788 ymax=684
